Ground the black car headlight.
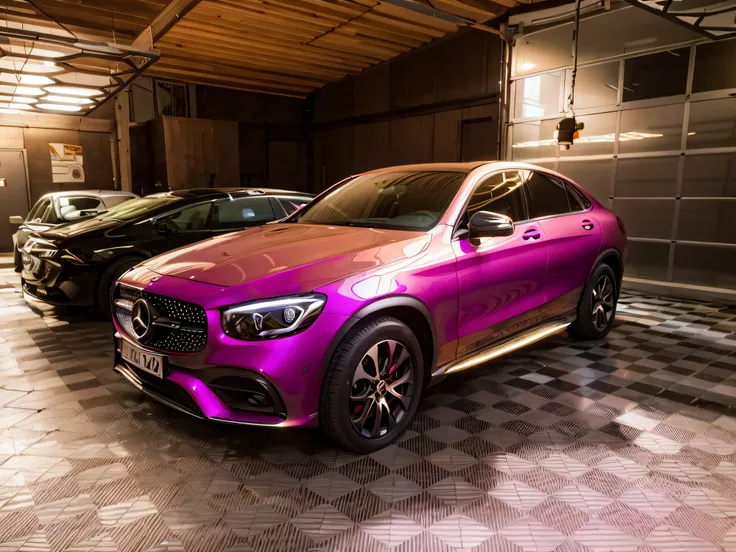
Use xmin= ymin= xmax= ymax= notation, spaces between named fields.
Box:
xmin=221 ymin=293 xmax=327 ymax=340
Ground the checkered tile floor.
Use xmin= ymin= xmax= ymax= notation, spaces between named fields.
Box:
xmin=3 ymin=266 xmax=736 ymax=551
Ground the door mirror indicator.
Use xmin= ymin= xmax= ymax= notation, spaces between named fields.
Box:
xmin=9 ymin=215 xmax=24 ymax=225
xmin=468 ymin=211 xmax=514 ymax=239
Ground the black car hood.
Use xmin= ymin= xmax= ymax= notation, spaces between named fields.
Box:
xmin=40 ymin=216 xmax=123 ymax=240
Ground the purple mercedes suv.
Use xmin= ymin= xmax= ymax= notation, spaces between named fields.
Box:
xmin=112 ymin=162 xmax=627 ymax=452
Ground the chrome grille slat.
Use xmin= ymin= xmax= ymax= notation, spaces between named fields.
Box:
xmin=114 ymin=284 xmax=207 ymax=353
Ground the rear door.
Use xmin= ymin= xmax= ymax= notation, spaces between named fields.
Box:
xmin=526 ymin=172 xmax=601 ymax=307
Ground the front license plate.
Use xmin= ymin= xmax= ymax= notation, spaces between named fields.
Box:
xmin=121 ymin=340 xmax=165 ymax=378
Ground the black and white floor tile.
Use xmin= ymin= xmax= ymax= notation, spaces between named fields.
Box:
xmin=3 ymin=265 xmax=736 ymax=551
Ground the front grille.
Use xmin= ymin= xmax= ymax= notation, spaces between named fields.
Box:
xmin=114 ymin=284 xmax=208 ymax=353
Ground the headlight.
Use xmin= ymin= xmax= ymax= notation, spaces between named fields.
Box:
xmin=222 ymin=293 xmax=326 ymax=340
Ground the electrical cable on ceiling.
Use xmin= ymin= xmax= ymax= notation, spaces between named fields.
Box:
xmin=25 ymin=0 xmax=77 ymax=40
xmin=568 ymin=0 xmax=582 ymax=115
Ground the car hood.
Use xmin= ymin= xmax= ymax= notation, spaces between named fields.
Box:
xmin=40 ymin=216 xmax=122 ymax=240
xmin=142 ymin=223 xmax=429 ymax=289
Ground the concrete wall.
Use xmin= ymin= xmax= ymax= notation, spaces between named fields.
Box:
xmin=310 ymin=29 xmax=502 ymax=193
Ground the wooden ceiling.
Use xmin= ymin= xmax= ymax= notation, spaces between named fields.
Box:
xmin=0 ymin=0 xmax=519 ymax=98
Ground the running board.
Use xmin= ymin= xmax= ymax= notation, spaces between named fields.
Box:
xmin=433 ymin=320 xmax=571 ymax=377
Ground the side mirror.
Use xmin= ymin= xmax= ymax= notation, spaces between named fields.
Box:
xmin=469 ymin=211 xmax=514 ymax=239
xmin=9 ymin=216 xmax=24 ymax=225
xmin=153 ymin=219 xmax=175 ymax=234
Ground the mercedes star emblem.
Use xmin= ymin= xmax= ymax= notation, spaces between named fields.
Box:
xmin=131 ymin=298 xmax=154 ymax=340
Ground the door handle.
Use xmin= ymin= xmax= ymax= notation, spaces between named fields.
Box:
xmin=582 ymin=219 xmax=594 ymax=230
xmin=523 ymin=228 xmax=541 ymax=241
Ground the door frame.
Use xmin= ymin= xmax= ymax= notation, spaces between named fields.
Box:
xmin=0 ymin=148 xmax=32 ymax=212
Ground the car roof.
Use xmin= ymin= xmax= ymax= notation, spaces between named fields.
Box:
xmin=360 ymin=162 xmax=490 ymax=175
xmin=39 ymin=190 xmax=138 ymax=200
xmin=145 ymin=188 xmax=313 ymax=200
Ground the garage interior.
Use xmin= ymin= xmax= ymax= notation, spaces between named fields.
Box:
xmin=3 ymin=0 xmax=736 ymax=550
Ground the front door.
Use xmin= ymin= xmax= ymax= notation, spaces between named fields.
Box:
xmin=149 ymin=201 xmax=213 ymax=256
xmin=453 ymin=170 xmax=549 ymax=358
xmin=0 ymin=151 xmax=29 ymax=252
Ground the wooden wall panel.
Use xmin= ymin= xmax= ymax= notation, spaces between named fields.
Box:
xmin=23 ymin=128 xmax=114 ymax=202
xmin=433 ymin=109 xmax=462 ymax=162
xmin=353 ymin=122 xmax=390 ymax=173
xmin=162 ymin=116 xmax=239 ymax=190
xmin=268 ymin=141 xmax=309 ymax=192
xmin=353 ymin=65 xmax=391 ymax=117
xmin=0 ymin=127 xmax=24 ymax=149
xmin=390 ymin=115 xmax=434 ymax=165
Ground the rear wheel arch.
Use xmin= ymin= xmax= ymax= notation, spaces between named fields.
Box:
xmin=595 ymin=249 xmax=623 ymax=296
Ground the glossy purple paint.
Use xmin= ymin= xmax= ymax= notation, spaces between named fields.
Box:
xmin=113 ymin=162 xmax=627 ymax=428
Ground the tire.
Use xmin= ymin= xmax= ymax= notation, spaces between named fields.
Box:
xmin=319 ymin=316 xmax=424 ymax=453
xmin=96 ymin=256 xmax=143 ymax=318
xmin=570 ymin=263 xmax=618 ymax=340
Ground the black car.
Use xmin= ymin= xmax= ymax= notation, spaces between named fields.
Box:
xmin=11 ymin=190 xmax=138 ymax=271
xmin=21 ymin=188 xmax=312 ymax=315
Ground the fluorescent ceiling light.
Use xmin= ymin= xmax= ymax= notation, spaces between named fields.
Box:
xmin=0 ymin=74 xmax=55 ymax=85
xmin=44 ymin=85 xmax=102 ymax=97
xmin=0 ymin=26 xmax=158 ymax=115
xmin=44 ymin=95 xmax=93 ymax=105
xmin=0 ymin=60 xmax=61 ymax=74
xmin=0 ymin=85 xmax=45 ymax=96
xmin=36 ymin=103 xmax=84 ymax=112
xmin=0 ymin=95 xmax=37 ymax=104
xmin=0 ymin=102 xmax=33 ymax=110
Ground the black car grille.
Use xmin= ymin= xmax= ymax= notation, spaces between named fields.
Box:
xmin=114 ymin=284 xmax=208 ymax=353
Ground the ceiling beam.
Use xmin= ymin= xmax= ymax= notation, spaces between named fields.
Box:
xmin=131 ymin=0 xmax=204 ymax=50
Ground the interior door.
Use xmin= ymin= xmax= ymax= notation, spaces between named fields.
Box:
xmin=0 ymin=151 xmax=30 ymax=252
xmin=452 ymin=170 xmax=549 ymax=357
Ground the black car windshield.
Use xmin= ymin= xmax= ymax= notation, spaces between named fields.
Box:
xmin=295 ymin=171 xmax=467 ymax=231
xmin=99 ymin=196 xmax=181 ymax=221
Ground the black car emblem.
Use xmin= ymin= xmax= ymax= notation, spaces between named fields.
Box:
xmin=131 ymin=298 xmax=155 ymax=341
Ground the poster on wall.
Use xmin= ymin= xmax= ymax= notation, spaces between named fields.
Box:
xmin=49 ymin=143 xmax=85 ymax=184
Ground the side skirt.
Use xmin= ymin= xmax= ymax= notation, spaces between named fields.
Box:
xmin=431 ymin=318 xmax=572 ymax=380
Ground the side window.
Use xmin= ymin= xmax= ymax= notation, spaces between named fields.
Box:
xmin=58 ymin=197 xmax=103 ymax=221
xmin=565 ymin=183 xmax=591 ymax=212
xmin=161 ymin=202 xmax=211 ymax=231
xmin=213 ymin=197 xmax=275 ymax=230
xmin=28 ymin=198 xmax=51 ymax=223
xmin=467 ymin=171 xmax=527 ymax=222
xmin=104 ymin=195 xmax=134 ymax=208
xmin=525 ymin=172 xmax=571 ymax=218
xmin=278 ymin=197 xmax=309 ymax=215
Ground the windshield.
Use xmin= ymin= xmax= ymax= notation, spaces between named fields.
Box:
xmin=99 ymin=196 xmax=181 ymax=222
xmin=295 ymin=171 xmax=467 ymax=231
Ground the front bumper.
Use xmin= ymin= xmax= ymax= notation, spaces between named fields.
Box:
xmin=114 ymin=335 xmax=288 ymax=426
xmin=111 ymin=279 xmax=351 ymax=428
xmin=21 ymin=254 xmax=97 ymax=307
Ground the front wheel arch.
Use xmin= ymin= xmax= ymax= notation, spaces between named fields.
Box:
xmin=321 ymin=296 xmax=437 ymax=385
xmin=95 ymin=255 xmax=146 ymax=316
